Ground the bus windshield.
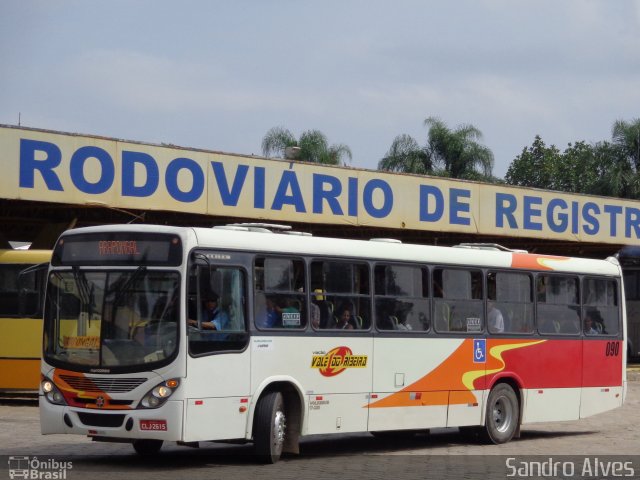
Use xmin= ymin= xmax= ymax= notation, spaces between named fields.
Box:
xmin=43 ymin=268 xmax=180 ymax=371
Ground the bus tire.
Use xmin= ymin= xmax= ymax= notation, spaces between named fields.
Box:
xmin=253 ymin=391 xmax=286 ymax=463
xmin=483 ymin=383 xmax=519 ymax=444
xmin=132 ymin=439 xmax=163 ymax=456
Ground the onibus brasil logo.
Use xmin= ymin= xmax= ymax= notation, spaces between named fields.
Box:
xmin=311 ymin=346 xmax=368 ymax=377
xmin=8 ymin=456 xmax=72 ymax=479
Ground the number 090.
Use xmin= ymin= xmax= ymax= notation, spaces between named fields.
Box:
xmin=605 ymin=341 xmax=620 ymax=357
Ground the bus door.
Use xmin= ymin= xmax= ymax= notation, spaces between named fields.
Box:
xmin=580 ymin=278 xmax=624 ymax=417
xmin=183 ymin=256 xmax=251 ymax=442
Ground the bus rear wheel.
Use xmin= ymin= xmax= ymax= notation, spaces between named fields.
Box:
xmin=253 ymin=391 xmax=286 ymax=463
xmin=483 ymin=383 xmax=519 ymax=444
xmin=132 ymin=439 xmax=163 ymax=456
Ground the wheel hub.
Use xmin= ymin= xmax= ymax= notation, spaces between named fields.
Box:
xmin=274 ymin=410 xmax=286 ymax=445
xmin=493 ymin=397 xmax=512 ymax=433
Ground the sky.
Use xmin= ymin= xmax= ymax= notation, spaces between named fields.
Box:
xmin=1 ymin=0 xmax=639 ymax=179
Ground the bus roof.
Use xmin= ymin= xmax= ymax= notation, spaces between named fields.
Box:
xmin=58 ymin=224 xmax=621 ymax=277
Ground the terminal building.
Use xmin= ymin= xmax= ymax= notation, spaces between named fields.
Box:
xmin=1 ymin=124 xmax=640 ymax=364
xmin=2 ymin=123 xmax=640 ymax=258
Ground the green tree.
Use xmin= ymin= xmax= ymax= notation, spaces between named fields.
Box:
xmin=261 ymin=127 xmax=352 ymax=166
xmin=553 ymin=141 xmax=598 ymax=193
xmin=504 ymin=136 xmax=561 ymax=188
xmin=378 ymin=117 xmax=494 ymax=180
xmin=506 ymin=133 xmax=639 ymax=199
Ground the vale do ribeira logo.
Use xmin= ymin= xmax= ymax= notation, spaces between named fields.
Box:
xmin=311 ymin=346 xmax=368 ymax=377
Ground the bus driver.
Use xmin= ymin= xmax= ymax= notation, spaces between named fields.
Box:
xmin=188 ymin=294 xmax=229 ymax=330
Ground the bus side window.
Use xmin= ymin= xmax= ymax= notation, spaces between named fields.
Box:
xmin=536 ymin=275 xmax=580 ymax=335
xmin=311 ymin=260 xmax=370 ymax=330
xmin=488 ymin=271 xmax=533 ymax=334
xmin=433 ymin=268 xmax=483 ymax=333
xmin=188 ymin=264 xmax=249 ymax=356
xmin=583 ymin=278 xmax=619 ymax=336
xmin=374 ymin=264 xmax=429 ymax=332
xmin=0 ymin=264 xmax=29 ymax=316
xmin=255 ymin=257 xmax=306 ymax=330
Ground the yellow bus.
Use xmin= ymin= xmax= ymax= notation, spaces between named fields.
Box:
xmin=0 ymin=248 xmax=51 ymax=392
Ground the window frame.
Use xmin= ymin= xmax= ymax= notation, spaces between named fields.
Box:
xmin=432 ymin=266 xmax=484 ymax=334
xmin=310 ymin=258 xmax=371 ymax=331
xmin=187 ymin=251 xmax=251 ymax=357
xmin=373 ymin=262 xmax=430 ymax=333
xmin=486 ymin=269 xmax=535 ymax=335
xmin=254 ymin=255 xmax=307 ymax=331
xmin=581 ymin=276 xmax=621 ymax=338
xmin=535 ymin=273 xmax=581 ymax=336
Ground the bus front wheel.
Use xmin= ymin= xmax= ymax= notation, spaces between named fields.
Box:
xmin=253 ymin=391 xmax=286 ymax=463
xmin=483 ymin=383 xmax=519 ymax=444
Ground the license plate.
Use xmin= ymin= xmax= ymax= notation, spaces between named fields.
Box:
xmin=139 ymin=420 xmax=167 ymax=431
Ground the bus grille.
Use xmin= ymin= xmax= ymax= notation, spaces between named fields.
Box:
xmin=60 ymin=376 xmax=147 ymax=393
xmin=77 ymin=412 xmax=126 ymax=428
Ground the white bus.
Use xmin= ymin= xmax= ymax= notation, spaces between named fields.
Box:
xmin=40 ymin=224 xmax=627 ymax=462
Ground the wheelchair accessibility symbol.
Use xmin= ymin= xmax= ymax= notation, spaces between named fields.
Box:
xmin=473 ymin=339 xmax=486 ymax=363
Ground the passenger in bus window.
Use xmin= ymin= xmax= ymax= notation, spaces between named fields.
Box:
xmin=188 ymin=294 xmax=229 ymax=330
xmin=584 ymin=309 xmax=603 ymax=335
xmin=584 ymin=315 xmax=598 ymax=335
xmin=593 ymin=309 xmax=606 ymax=334
xmin=488 ymin=300 xmax=504 ymax=333
xmin=536 ymin=279 xmax=547 ymax=302
xmin=396 ymin=316 xmax=413 ymax=331
xmin=418 ymin=311 xmax=429 ymax=330
xmin=310 ymin=300 xmax=321 ymax=329
xmin=334 ymin=306 xmax=357 ymax=330
xmin=256 ymin=296 xmax=280 ymax=329
xmin=310 ymin=289 xmax=325 ymax=329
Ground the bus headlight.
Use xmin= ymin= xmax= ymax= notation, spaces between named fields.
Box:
xmin=41 ymin=378 xmax=67 ymax=406
xmin=139 ymin=379 xmax=180 ymax=409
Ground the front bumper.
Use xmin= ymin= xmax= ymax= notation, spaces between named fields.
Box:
xmin=39 ymin=396 xmax=184 ymax=441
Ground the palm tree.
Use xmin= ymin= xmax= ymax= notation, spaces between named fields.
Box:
xmin=261 ymin=127 xmax=352 ymax=166
xmin=612 ymin=118 xmax=640 ymax=172
xmin=425 ymin=117 xmax=494 ymax=178
xmin=378 ymin=134 xmax=433 ymax=174
xmin=378 ymin=117 xmax=494 ymax=179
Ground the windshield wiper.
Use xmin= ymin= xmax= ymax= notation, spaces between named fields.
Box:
xmin=113 ymin=266 xmax=147 ymax=301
